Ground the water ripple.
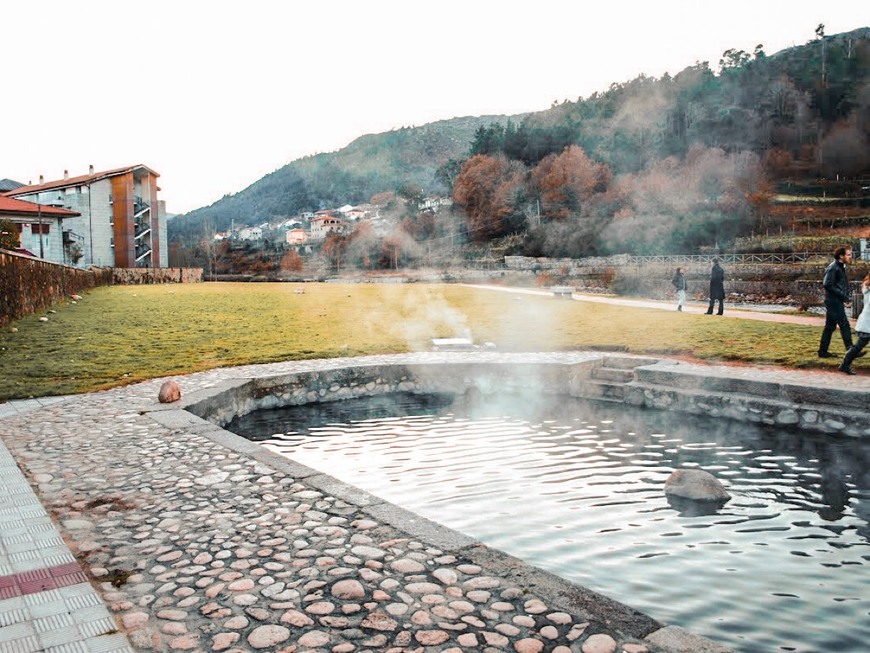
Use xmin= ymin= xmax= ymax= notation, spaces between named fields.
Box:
xmin=228 ymin=392 xmax=870 ymax=653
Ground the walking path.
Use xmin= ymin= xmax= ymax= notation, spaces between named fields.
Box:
xmin=463 ymin=284 xmax=830 ymax=326
xmin=0 ymin=288 xmax=863 ymax=653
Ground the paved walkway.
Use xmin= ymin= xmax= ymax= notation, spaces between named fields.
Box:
xmin=463 ymin=284 xmax=831 ymax=326
xmin=0 ymin=288 xmax=862 ymax=653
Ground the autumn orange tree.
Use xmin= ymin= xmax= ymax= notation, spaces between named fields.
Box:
xmin=322 ymin=233 xmax=348 ymax=273
xmin=280 ymin=250 xmax=304 ymax=273
xmin=530 ymin=145 xmax=612 ymax=220
xmin=452 ymin=154 xmax=528 ymax=242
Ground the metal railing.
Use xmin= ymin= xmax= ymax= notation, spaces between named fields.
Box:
xmin=468 ymin=252 xmax=842 ymax=270
xmin=624 ymin=252 xmax=832 ymax=265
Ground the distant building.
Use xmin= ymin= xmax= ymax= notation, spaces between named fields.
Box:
xmin=0 ymin=195 xmax=80 ymax=264
xmin=344 ymin=205 xmax=372 ymax=221
xmin=4 ymin=164 xmax=166 ymax=268
xmin=238 ymin=226 xmax=263 ymax=241
xmin=279 ymin=219 xmax=303 ymax=230
xmin=309 ymin=215 xmax=347 ymax=240
xmin=286 ymin=228 xmax=307 ymax=245
xmin=0 ymin=179 xmax=24 ymax=193
xmin=421 ymin=197 xmax=452 ymax=211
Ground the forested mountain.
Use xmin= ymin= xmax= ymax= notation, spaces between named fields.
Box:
xmin=170 ymin=26 xmax=870 ymax=259
xmin=169 ymin=115 xmax=519 ymax=245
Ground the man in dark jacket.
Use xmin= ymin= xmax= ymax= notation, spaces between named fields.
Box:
xmin=705 ymin=258 xmax=725 ymax=315
xmin=818 ymin=246 xmax=858 ymax=358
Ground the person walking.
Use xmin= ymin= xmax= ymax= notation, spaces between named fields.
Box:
xmin=838 ymin=272 xmax=870 ymax=374
xmin=705 ymin=258 xmax=725 ymax=315
xmin=671 ymin=267 xmax=687 ymax=311
xmin=818 ymin=245 xmax=859 ymax=359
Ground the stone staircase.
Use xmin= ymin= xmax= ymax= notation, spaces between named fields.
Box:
xmin=581 ymin=355 xmax=660 ymax=402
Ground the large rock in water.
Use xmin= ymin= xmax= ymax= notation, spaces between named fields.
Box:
xmin=664 ymin=469 xmax=730 ymax=502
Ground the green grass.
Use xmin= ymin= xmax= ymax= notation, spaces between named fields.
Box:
xmin=0 ymin=282 xmax=834 ymax=400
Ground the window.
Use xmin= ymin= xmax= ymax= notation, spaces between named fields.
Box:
xmin=30 ymin=224 xmax=50 ymax=234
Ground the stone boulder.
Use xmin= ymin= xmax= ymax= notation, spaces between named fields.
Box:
xmin=664 ymin=469 xmax=730 ymax=502
xmin=158 ymin=380 xmax=182 ymax=403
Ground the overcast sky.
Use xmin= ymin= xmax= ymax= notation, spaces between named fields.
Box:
xmin=1 ymin=1 xmax=867 ymax=214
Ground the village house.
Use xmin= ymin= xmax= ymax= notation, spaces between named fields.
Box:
xmin=285 ymin=228 xmax=307 ymax=246
xmin=309 ymin=214 xmax=347 ymax=240
xmin=343 ymin=205 xmax=375 ymax=221
xmin=237 ymin=226 xmax=263 ymax=241
xmin=421 ymin=197 xmax=452 ymax=212
xmin=4 ymin=164 xmax=167 ymax=268
xmin=0 ymin=195 xmax=80 ymax=264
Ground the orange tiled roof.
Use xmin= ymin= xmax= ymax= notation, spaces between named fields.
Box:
xmin=3 ymin=164 xmax=159 ymax=197
xmin=0 ymin=195 xmax=80 ymax=218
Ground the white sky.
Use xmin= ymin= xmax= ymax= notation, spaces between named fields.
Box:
xmin=1 ymin=1 xmax=867 ymax=214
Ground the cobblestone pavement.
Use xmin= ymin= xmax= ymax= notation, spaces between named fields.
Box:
xmin=0 ymin=352 xmax=762 ymax=653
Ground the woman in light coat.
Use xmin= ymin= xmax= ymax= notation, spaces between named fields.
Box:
xmin=671 ymin=267 xmax=687 ymax=312
xmin=839 ymin=272 xmax=870 ymax=375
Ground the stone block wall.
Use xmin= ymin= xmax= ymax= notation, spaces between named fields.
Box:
xmin=183 ymin=359 xmax=870 ymax=441
xmin=0 ymin=250 xmax=113 ymax=326
xmin=112 ymin=267 xmax=203 ymax=284
xmin=503 ymin=255 xmax=863 ymax=303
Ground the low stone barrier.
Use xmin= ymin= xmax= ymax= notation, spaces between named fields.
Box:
xmin=182 ymin=357 xmax=868 ymax=440
xmin=112 ymin=267 xmax=202 ymax=284
xmin=623 ymin=363 xmax=868 ymax=437
xmin=0 ymin=249 xmax=112 ymax=325
xmin=184 ymin=361 xmax=588 ymax=428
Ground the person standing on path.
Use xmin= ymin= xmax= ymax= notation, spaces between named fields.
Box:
xmin=671 ymin=267 xmax=687 ymax=311
xmin=818 ymin=246 xmax=858 ymax=359
xmin=839 ymin=272 xmax=870 ymax=374
xmin=705 ymin=258 xmax=725 ymax=315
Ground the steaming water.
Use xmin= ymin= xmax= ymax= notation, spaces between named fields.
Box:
xmin=227 ymin=393 xmax=870 ymax=653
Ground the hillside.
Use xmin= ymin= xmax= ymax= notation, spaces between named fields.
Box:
xmin=169 ymin=115 xmax=521 ymax=245
xmin=170 ymin=26 xmax=870 ymax=257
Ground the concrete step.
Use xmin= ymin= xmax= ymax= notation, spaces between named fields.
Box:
xmin=575 ymin=381 xmax=626 ymax=401
xmin=592 ymin=367 xmax=635 ymax=383
xmin=601 ymin=355 xmax=660 ymax=370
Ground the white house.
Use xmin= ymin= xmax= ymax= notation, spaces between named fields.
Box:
xmin=238 ymin=226 xmax=263 ymax=241
xmin=0 ymin=195 xmax=80 ymax=264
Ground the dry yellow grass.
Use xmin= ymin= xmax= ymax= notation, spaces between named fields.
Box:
xmin=0 ymin=282 xmax=829 ymax=400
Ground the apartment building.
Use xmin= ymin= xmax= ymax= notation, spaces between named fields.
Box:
xmin=5 ymin=164 xmax=167 ymax=268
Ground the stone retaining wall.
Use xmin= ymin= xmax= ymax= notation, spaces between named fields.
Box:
xmin=503 ymin=255 xmax=870 ymax=303
xmin=112 ymin=267 xmax=202 ymax=284
xmin=623 ymin=364 xmax=868 ymax=438
xmin=1 ymin=252 xmax=203 ymax=325
xmin=0 ymin=250 xmax=113 ymax=326
xmin=185 ymin=362 xmax=586 ymax=428
xmin=183 ymin=358 xmax=868 ymax=439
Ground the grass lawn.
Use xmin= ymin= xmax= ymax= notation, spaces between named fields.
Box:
xmin=0 ymin=282 xmax=834 ymax=400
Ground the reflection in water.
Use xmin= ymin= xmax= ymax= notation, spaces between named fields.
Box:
xmin=227 ymin=392 xmax=870 ymax=653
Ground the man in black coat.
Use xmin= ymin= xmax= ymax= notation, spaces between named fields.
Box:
xmin=818 ymin=246 xmax=858 ymax=358
xmin=705 ymin=258 xmax=725 ymax=315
